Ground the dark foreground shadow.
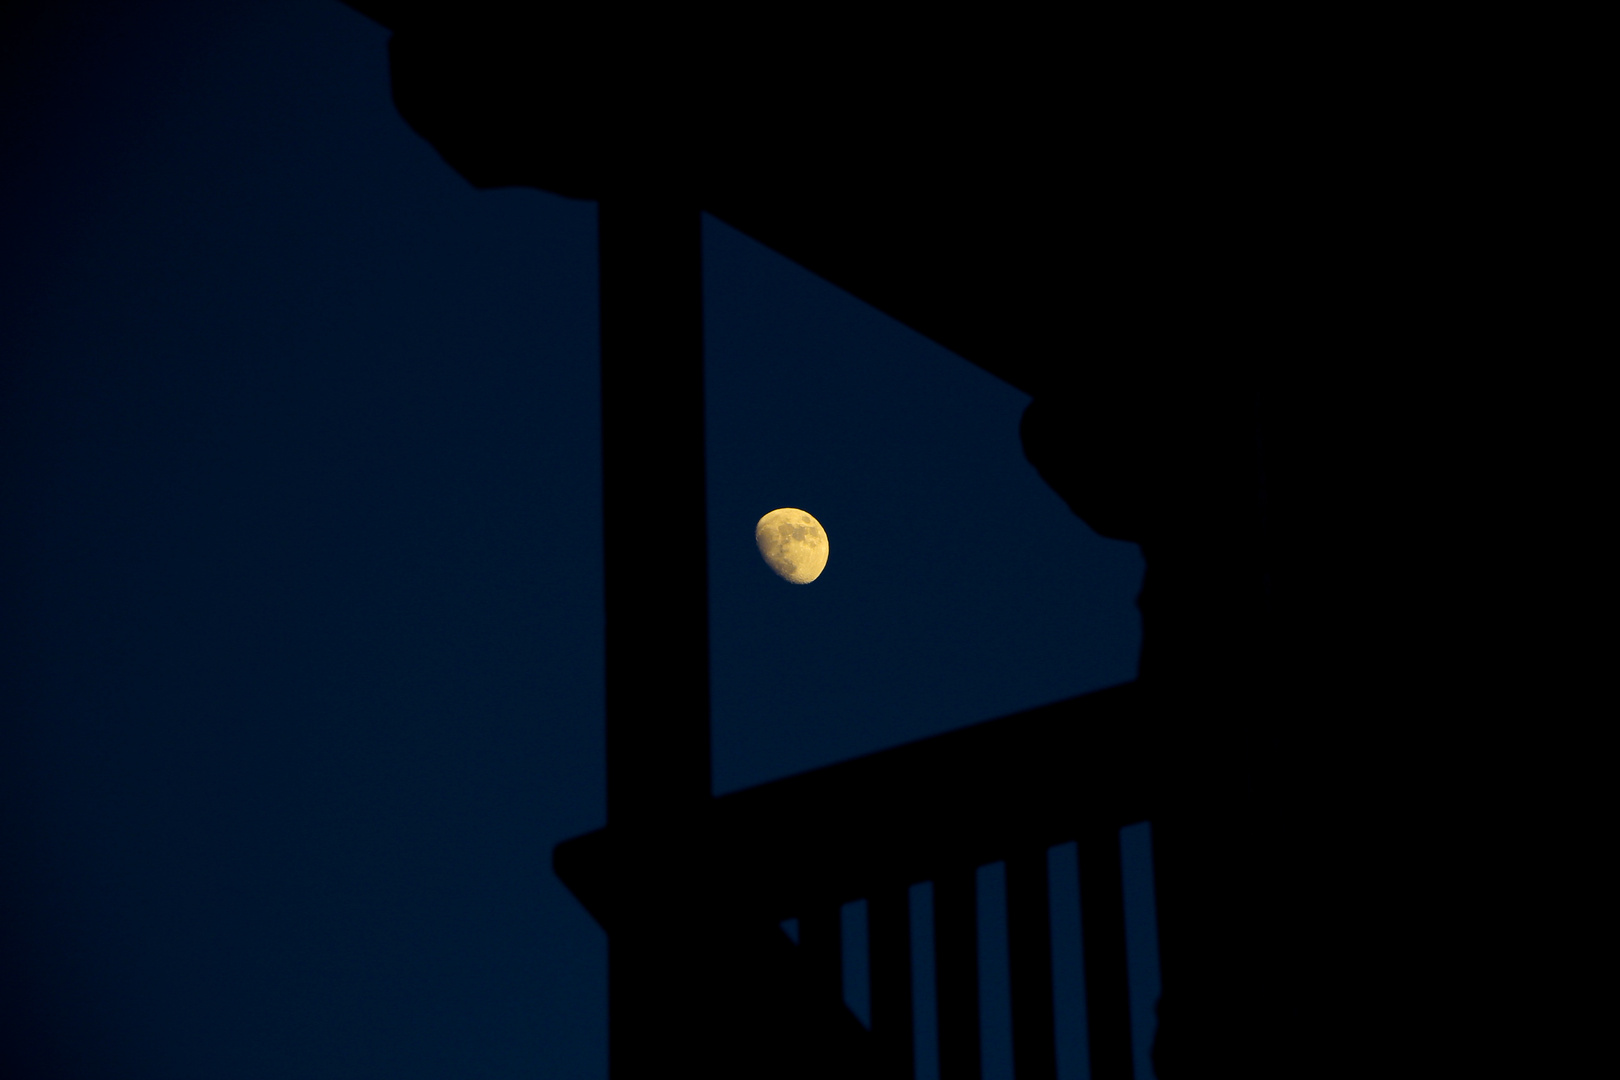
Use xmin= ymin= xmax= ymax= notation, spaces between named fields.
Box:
xmin=343 ymin=4 xmax=1462 ymax=1076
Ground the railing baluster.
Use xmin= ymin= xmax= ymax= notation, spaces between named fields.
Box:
xmin=1078 ymin=827 xmax=1134 ymax=1080
xmin=800 ymin=902 xmax=843 ymax=1008
xmin=870 ymin=884 xmax=914 ymax=1076
xmin=935 ymin=868 xmax=982 ymax=1080
xmin=1007 ymin=847 xmax=1057 ymax=1080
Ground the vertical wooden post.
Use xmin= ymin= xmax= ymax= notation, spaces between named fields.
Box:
xmin=799 ymin=903 xmax=844 ymax=1008
xmin=1078 ymin=827 xmax=1134 ymax=1080
xmin=1008 ymin=847 xmax=1057 ymax=1080
xmin=599 ymin=194 xmax=710 ymax=1077
xmin=870 ymin=883 xmax=916 ymax=1076
xmin=936 ymin=868 xmax=982 ymax=1080
xmin=599 ymin=196 xmax=710 ymax=822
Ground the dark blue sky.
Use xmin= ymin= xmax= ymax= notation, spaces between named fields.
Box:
xmin=2 ymin=3 xmax=1157 ymax=1077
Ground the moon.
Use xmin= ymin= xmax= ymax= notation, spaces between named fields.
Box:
xmin=755 ymin=508 xmax=829 ymax=584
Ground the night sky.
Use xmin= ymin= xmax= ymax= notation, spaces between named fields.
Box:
xmin=3 ymin=3 xmax=1161 ymax=1077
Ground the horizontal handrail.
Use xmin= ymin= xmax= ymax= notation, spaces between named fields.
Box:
xmin=554 ymin=680 xmax=1153 ymax=930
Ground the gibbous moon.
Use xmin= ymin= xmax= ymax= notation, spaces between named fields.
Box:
xmin=755 ymin=508 xmax=829 ymax=584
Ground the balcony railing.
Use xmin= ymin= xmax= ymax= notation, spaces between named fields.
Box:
xmin=555 ymin=680 xmax=1158 ymax=1078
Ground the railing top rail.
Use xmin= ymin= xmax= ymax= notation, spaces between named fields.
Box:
xmin=556 ymin=680 xmax=1156 ymax=926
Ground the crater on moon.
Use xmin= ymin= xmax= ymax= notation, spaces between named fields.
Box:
xmin=754 ymin=508 xmax=829 ymax=584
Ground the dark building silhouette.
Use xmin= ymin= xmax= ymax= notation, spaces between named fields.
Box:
xmin=336 ymin=4 xmax=1474 ymax=1076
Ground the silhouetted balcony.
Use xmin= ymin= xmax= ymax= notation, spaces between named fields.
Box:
xmin=556 ymin=682 xmax=1155 ymax=1078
